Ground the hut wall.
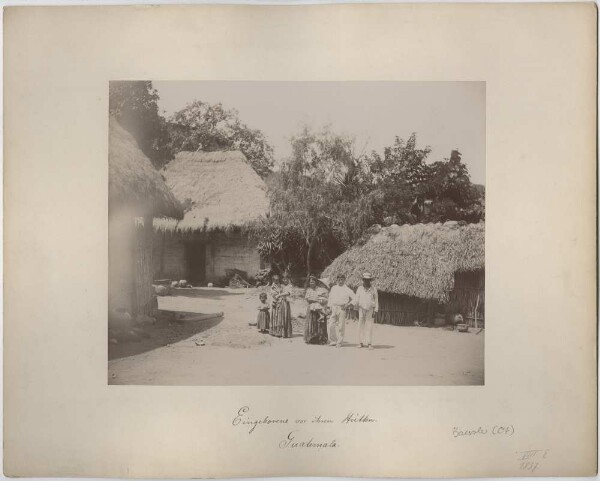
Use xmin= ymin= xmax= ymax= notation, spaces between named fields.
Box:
xmin=154 ymin=233 xmax=186 ymax=281
xmin=109 ymin=211 xmax=156 ymax=325
xmin=448 ymin=270 xmax=485 ymax=327
xmin=108 ymin=211 xmax=135 ymax=321
xmin=133 ymin=215 xmax=157 ymax=317
xmin=371 ymin=270 xmax=484 ymax=328
xmin=375 ymin=292 xmax=435 ymax=326
xmin=206 ymin=233 xmax=261 ymax=281
xmin=153 ymin=231 xmax=262 ymax=284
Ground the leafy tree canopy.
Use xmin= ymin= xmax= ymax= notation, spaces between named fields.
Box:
xmin=250 ymin=129 xmax=484 ymax=278
xmin=249 ymin=127 xmax=382 ymax=278
xmin=167 ymin=100 xmax=275 ymax=178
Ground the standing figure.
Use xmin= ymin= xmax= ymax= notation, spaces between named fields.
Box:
xmin=327 ymin=274 xmax=355 ymax=348
xmin=303 ymin=276 xmax=329 ymax=345
xmin=354 ymin=272 xmax=379 ymax=350
xmin=269 ymin=275 xmax=283 ymax=337
xmin=278 ymin=276 xmax=293 ymax=338
xmin=256 ymin=292 xmax=270 ymax=333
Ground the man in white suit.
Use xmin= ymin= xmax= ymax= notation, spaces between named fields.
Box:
xmin=353 ymin=272 xmax=379 ymax=350
xmin=327 ymin=274 xmax=355 ymax=347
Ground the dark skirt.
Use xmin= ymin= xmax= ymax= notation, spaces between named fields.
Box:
xmin=304 ymin=308 xmax=328 ymax=344
xmin=271 ymin=300 xmax=292 ymax=338
xmin=257 ymin=310 xmax=270 ymax=331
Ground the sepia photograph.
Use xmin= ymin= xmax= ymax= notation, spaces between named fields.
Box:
xmin=5 ymin=4 xmax=596 ymax=477
xmin=108 ymin=81 xmax=486 ymax=386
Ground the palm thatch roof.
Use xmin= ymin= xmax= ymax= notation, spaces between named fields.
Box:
xmin=154 ymin=150 xmax=270 ymax=232
xmin=109 ymin=118 xmax=183 ymax=219
xmin=323 ymin=221 xmax=485 ymax=303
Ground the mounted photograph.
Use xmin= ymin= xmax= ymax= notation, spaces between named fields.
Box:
xmin=107 ymin=81 xmax=485 ymax=385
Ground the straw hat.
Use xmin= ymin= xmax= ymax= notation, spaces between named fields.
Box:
xmin=318 ymin=278 xmax=331 ymax=290
xmin=362 ymin=272 xmax=374 ymax=280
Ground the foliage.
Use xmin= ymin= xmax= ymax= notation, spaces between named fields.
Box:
xmin=365 ymin=135 xmax=484 ymax=224
xmin=249 ymin=127 xmax=381 ymax=277
xmin=427 ymin=150 xmax=484 ymax=223
xmin=250 ymin=128 xmax=484 ymax=277
xmin=109 ymin=81 xmax=174 ymax=169
xmin=369 ymin=133 xmax=433 ymax=192
xmin=167 ymin=100 xmax=275 ymax=178
xmin=365 ymin=133 xmax=432 ymax=222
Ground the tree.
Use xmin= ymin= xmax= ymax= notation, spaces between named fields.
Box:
xmin=427 ymin=150 xmax=484 ymax=222
xmin=250 ymin=129 xmax=484 ymax=278
xmin=364 ymin=136 xmax=483 ymax=224
xmin=249 ymin=126 xmax=380 ymax=278
xmin=365 ymin=133 xmax=433 ymax=223
xmin=167 ymin=100 xmax=275 ymax=178
xmin=109 ymin=81 xmax=173 ymax=168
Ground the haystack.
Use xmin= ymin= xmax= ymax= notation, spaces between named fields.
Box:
xmin=154 ymin=151 xmax=269 ymax=232
xmin=108 ymin=118 xmax=183 ymax=219
xmin=324 ymin=222 xmax=484 ymax=303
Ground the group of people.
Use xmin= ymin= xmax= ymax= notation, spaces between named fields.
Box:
xmin=255 ymin=272 xmax=379 ymax=349
xmin=256 ymin=274 xmax=293 ymax=338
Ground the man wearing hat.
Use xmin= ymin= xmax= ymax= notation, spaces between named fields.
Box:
xmin=353 ymin=272 xmax=379 ymax=349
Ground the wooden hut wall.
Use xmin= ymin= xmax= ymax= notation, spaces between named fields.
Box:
xmin=374 ymin=292 xmax=435 ymax=326
xmin=133 ymin=215 xmax=157 ymax=317
xmin=153 ymin=230 xmax=263 ymax=284
xmin=108 ymin=211 xmax=135 ymax=320
xmin=448 ymin=270 xmax=485 ymax=327
xmin=109 ymin=211 xmax=156 ymax=323
xmin=208 ymin=232 xmax=262 ymax=281
xmin=153 ymin=232 xmax=186 ymax=281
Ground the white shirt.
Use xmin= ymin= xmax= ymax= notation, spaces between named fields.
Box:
xmin=328 ymin=284 xmax=355 ymax=307
xmin=354 ymin=285 xmax=379 ymax=311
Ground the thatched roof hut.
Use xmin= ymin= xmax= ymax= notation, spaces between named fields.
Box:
xmin=323 ymin=221 xmax=485 ymax=304
xmin=154 ymin=151 xmax=269 ymax=232
xmin=109 ymin=118 xmax=183 ymax=219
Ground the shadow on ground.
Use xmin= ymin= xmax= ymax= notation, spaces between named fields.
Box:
xmin=341 ymin=343 xmax=395 ymax=349
xmin=108 ymin=312 xmax=223 ymax=361
xmin=169 ymin=287 xmax=250 ymax=299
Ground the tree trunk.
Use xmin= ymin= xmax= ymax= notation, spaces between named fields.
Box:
xmin=306 ymin=235 xmax=318 ymax=282
xmin=159 ymin=231 xmax=165 ymax=278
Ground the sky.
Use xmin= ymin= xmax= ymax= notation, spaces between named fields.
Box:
xmin=154 ymin=81 xmax=486 ymax=185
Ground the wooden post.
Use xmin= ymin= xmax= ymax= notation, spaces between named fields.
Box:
xmin=159 ymin=231 xmax=165 ymax=278
xmin=473 ymin=292 xmax=480 ymax=329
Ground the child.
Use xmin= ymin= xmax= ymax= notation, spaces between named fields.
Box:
xmin=318 ymin=296 xmax=331 ymax=325
xmin=256 ymin=292 xmax=270 ymax=333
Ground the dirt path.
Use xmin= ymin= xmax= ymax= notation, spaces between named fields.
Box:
xmin=108 ymin=287 xmax=484 ymax=385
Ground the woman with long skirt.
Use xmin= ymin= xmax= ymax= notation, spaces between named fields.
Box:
xmin=269 ymin=275 xmax=283 ymax=337
xmin=304 ymin=276 xmax=328 ymax=344
xmin=278 ymin=277 xmax=293 ymax=338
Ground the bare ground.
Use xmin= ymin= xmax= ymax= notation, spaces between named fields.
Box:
xmin=108 ymin=287 xmax=484 ymax=385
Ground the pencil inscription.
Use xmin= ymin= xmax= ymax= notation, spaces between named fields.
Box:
xmin=515 ymin=449 xmax=550 ymax=473
xmin=452 ymin=425 xmax=514 ymax=437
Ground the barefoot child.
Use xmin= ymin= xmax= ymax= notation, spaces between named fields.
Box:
xmin=257 ymin=292 xmax=270 ymax=333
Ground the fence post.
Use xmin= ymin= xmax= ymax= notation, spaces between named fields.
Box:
xmin=473 ymin=293 xmax=480 ymax=329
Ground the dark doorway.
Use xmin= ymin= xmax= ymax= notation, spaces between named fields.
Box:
xmin=184 ymin=241 xmax=206 ymax=284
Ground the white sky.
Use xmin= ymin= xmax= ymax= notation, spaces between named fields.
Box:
xmin=154 ymin=81 xmax=486 ymax=185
